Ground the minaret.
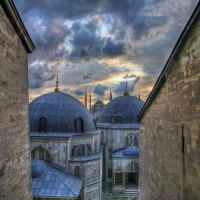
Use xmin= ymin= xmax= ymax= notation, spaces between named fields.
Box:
xmin=124 ymin=81 xmax=129 ymax=96
xmin=55 ymin=74 xmax=59 ymax=92
xmin=110 ymin=89 xmax=112 ymax=101
xmin=89 ymin=93 xmax=92 ymax=109
xmin=85 ymin=90 xmax=87 ymax=108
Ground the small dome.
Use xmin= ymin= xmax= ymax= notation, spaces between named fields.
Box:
xmin=98 ymin=96 xmax=144 ymax=124
xmin=94 ymin=100 xmax=104 ymax=107
xmin=29 ymin=92 xmax=96 ymax=133
xmin=31 ymin=160 xmax=47 ymax=178
xmin=123 ymin=146 xmax=139 ymax=157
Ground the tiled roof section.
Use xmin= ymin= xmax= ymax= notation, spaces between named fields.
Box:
xmin=32 ymin=160 xmax=83 ymax=198
xmin=112 ymin=146 xmax=139 ymax=158
xmin=98 ymin=96 xmax=144 ymax=124
xmin=29 ymin=92 xmax=96 ymax=133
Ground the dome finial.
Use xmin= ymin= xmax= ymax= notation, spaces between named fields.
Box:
xmin=85 ymin=90 xmax=87 ymax=108
xmin=55 ymin=74 xmax=59 ymax=92
xmin=110 ymin=88 xmax=112 ymax=101
xmin=89 ymin=92 xmax=92 ymax=109
xmin=124 ymin=81 xmax=129 ymax=96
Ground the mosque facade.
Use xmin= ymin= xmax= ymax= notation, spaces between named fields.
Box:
xmin=29 ymin=81 xmax=103 ymax=200
xmin=97 ymin=89 xmax=144 ymax=197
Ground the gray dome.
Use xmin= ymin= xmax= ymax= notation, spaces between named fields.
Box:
xmin=31 ymin=160 xmax=47 ymax=178
xmin=29 ymin=92 xmax=96 ymax=133
xmin=123 ymin=146 xmax=139 ymax=157
xmin=98 ymin=96 xmax=144 ymax=124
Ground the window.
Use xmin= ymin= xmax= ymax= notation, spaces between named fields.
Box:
xmin=74 ymin=118 xmax=84 ymax=133
xmin=94 ymin=140 xmax=97 ymax=153
xmin=115 ymin=173 xmax=122 ymax=184
xmin=74 ymin=166 xmax=81 ymax=177
xmin=108 ymin=168 xmax=112 ymax=178
xmin=134 ymin=162 xmax=139 ymax=172
xmin=39 ymin=117 xmax=47 ymax=132
xmin=101 ymin=131 xmax=104 ymax=142
xmin=85 ymin=146 xmax=89 ymax=156
xmin=31 ymin=146 xmax=51 ymax=161
xmin=118 ymin=116 xmax=123 ymax=123
xmin=72 ymin=145 xmax=79 ymax=156
xmin=134 ymin=136 xmax=138 ymax=146
xmin=125 ymin=136 xmax=129 ymax=146
xmin=111 ymin=116 xmax=115 ymax=123
xmin=108 ymin=149 xmax=112 ymax=159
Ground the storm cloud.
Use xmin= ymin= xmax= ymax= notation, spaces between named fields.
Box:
xmin=13 ymin=0 xmax=198 ymax=101
xmin=94 ymin=84 xmax=108 ymax=96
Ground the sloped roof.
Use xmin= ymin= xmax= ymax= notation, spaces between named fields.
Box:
xmin=112 ymin=146 xmax=139 ymax=158
xmin=138 ymin=2 xmax=200 ymax=121
xmin=32 ymin=160 xmax=83 ymax=199
xmin=1 ymin=0 xmax=35 ymax=52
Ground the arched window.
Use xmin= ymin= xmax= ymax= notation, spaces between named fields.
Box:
xmin=74 ymin=118 xmax=84 ymax=133
xmin=111 ymin=116 xmax=115 ymax=123
xmin=126 ymin=162 xmax=134 ymax=172
xmin=134 ymin=136 xmax=138 ymax=146
xmin=74 ymin=166 xmax=81 ymax=177
xmin=101 ymin=131 xmax=104 ymax=142
xmin=125 ymin=136 xmax=129 ymax=146
xmin=72 ymin=145 xmax=79 ymax=156
xmin=31 ymin=146 xmax=51 ymax=161
xmin=39 ymin=117 xmax=47 ymax=132
xmin=134 ymin=162 xmax=139 ymax=172
xmin=94 ymin=140 xmax=97 ymax=153
xmin=118 ymin=116 xmax=123 ymax=123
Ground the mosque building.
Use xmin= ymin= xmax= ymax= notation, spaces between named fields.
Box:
xmin=90 ymin=99 xmax=105 ymax=120
xmin=97 ymin=84 xmax=144 ymax=197
xmin=29 ymin=77 xmax=103 ymax=200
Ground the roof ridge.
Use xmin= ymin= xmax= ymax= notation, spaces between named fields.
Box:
xmin=49 ymin=166 xmax=81 ymax=197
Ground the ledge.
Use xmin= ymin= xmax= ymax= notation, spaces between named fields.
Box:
xmin=97 ymin=123 xmax=139 ymax=130
xmin=1 ymin=0 xmax=35 ymax=53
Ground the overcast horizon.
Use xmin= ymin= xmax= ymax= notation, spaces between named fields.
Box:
xmin=14 ymin=0 xmax=199 ymax=104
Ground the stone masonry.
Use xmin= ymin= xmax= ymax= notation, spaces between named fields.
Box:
xmin=0 ymin=1 xmax=34 ymax=199
xmin=139 ymin=3 xmax=200 ymax=200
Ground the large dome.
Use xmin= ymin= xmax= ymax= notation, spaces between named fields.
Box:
xmin=98 ymin=96 xmax=144 ymax=124
xmin=29 ymin=92 xmax=96 ymax=133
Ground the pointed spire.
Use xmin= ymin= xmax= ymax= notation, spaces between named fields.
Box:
xmin=110 ymin=89 xmax=112 ymax=101
xmin=55 ymin=74 xmax=59 ymax=92
xmin=139 ymin=91 xmax=141 ymax=99
xmin=124 ymin=81 xmax=129 ymax=96
xmin=89 ymin=93 xmax=92 ymax=109
xmin=85 ymin=90 xmax=87 ymax=108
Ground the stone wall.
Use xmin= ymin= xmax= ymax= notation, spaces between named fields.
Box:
xmin=69 ymin=158 xmax=102 ymax=200
xmin=139 ymin=11 xmax=200 ymax=200
xmin=0 ymin=4 xmax=32 ymax=200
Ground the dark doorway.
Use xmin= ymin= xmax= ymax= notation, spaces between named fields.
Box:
xmin=127 ymin=173 xmax=138 ymax=184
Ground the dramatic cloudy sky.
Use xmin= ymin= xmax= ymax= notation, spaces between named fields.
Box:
xmin=14 ymin=0 xmax=198 ymax=104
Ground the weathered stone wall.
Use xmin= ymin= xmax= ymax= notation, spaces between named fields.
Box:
xmin=69 ymin=158 xmax=102 ymax=200
xmin=0 ymin=4 xmax=32 ymax=200
xmin=139 ymin=14 xmax=200 ymax=200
